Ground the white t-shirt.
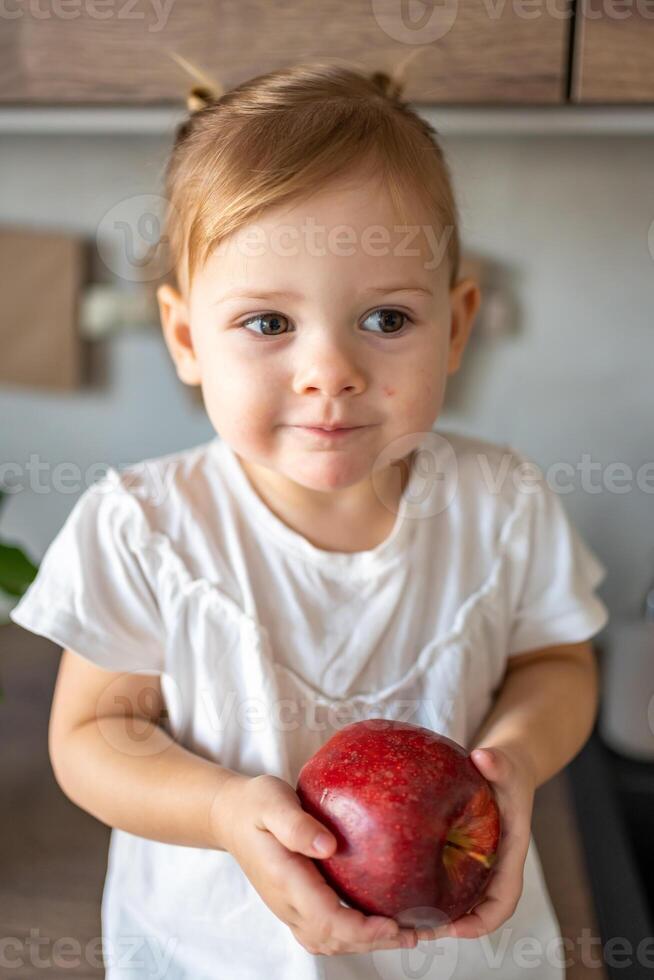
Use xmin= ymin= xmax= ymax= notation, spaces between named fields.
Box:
xmin=10 ymin=427 xmax=609 ymax=980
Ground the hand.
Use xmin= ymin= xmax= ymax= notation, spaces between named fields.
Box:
xmin=213 ymin=772 xmax=420 ymax=956
xmin=415 ymin=744 xmax=537 ymax=942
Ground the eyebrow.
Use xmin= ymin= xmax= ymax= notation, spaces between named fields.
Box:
xmin=212 ymin=284 xmax=433 ymax=305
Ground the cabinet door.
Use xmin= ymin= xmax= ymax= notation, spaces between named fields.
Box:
xmin=1 ymin=0 xmax=571 ymax=105
xmin=571 ymin=1 xmax=654 ymax=102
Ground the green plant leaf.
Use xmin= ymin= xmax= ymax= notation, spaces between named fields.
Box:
xmin=0 ymin=489 xmax=39 ymax=703
xmin=0 ymin=541 xmax=38 ymax=597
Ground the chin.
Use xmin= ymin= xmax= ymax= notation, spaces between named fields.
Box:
xmin=287 ymin=455 xmax=374 ymax=493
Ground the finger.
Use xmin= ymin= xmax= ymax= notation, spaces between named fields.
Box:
xmin=446 ymin=844 xmax=525 ymax=939
xmin=413 ymin=923 xmax=454 ymax=942
xmin=414 ymin=819 xmax=529 ymax=943
xmin=258 ymin=794 xmax=337 ymax=860
xmin=372 ymin=930 xmax=419 ymax=951
xmin=470 ymin=747 xmax=497 ymax=770
xmin=324 ymin=909 xmax=418 ymax=952
xmin=246 ymin=827 xmax=414 ymax=953
xmin=470 ymin=747 xmax=511 ymax=786
xmin=491 ymin=821 xmax=530 ymax=894
xmin=446 ymin=899 xmax=503 ymax=939
xmin=320 ymin=922 xmax=419 ymax=955
xmin=247 ymin=828 xmax=388 ymax=950
xmin=294 ymin=922 xmax=418 ymax=956
xmin=330 ymin=907 xmax=410 ymax=947
xmin=284 ymin=855 xmax=412 ymax=947
xmin=346 ymin=927 xmax=419 ymax=954
xmin=472 ymin=748 xmax=532 ymax=809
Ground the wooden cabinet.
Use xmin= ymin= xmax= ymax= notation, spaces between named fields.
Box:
xmin=1 ymin=0 xmax=571 ymax=106
xmin=571 ymin=4 xmax=654 ymax=103
xmin=1 ymin=0 xmax=652 ymax=107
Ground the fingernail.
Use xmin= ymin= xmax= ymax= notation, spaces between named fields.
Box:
xmin=313 ymin=832 xmax=333 ymax=854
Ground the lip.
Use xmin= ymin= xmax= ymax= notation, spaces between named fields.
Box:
xmin=298 ymin=424 xmax=361 ymax=431
xmin=293 ymin=421 xmax=363 ymax=430
xmin=294 ymin=425 xmax=366 ymax=438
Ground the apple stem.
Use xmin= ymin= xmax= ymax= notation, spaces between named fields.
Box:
xmin=444 ymin=839 xmax=496 ymax=869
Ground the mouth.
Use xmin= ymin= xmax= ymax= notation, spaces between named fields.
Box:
xmin=293 ymin=425 xmax=366 ymax=439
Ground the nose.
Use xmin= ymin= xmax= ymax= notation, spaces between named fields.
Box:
xmin=291 ymin=335 xmax=366 ymax=398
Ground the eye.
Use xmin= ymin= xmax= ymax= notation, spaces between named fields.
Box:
xmin=240 ymin=312 xmax=291 ymax=336
xmin=361 ymin=308 xmax=410 ymax=335
xmin=238 ymin=308 xmax=412 ymax=337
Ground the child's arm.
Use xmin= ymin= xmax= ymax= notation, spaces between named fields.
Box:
xmin=49 ymin=648 xmax=247 ymax=850
xmin=416 ymin=639 xmax=599 ymax=944
xmin=470 ymin=638 xmax=600 ymax=788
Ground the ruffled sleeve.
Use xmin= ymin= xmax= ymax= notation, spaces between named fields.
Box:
xmin=506 ymin=448 xmax=609 ymax=656
xmin=9 ymin=469 xmax=165 ymax=675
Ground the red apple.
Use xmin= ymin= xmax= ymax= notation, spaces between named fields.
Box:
xmin=296 ymin=718 xmax=501 ymax=929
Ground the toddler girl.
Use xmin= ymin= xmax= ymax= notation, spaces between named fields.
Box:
xmin=11 ymin=60 xmax=609 ymax=979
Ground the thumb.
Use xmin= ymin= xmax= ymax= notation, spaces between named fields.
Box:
xmin=263 ymin=800 xmax=337 ymax=859
xmin=471 ymin=747 xmax=497 ymax=771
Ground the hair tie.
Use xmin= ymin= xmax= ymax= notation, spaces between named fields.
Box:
xmin=167 ymin=49 xmax=225 ymax=114
xmin=370 ymin=70 xmax=404 ymax=102
xmin=373 ymin=46 xmax=433 ymax=104
xmin=187 ymin=85 xmax=220 ymax=115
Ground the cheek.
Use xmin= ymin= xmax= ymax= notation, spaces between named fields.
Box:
xmin=198 ymin=345 xmax=278 ymax=436
xmin=394 ymin=364 xmax=445 ymax=421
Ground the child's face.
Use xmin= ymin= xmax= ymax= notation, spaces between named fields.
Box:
xmin=158 ymin=169 xmax=480 ymax=499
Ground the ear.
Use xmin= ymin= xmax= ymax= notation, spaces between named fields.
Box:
xmin=447 ymin=277 xmax=482 ymax=376
xmin=156 ymin=283 xmax=202 ymax=386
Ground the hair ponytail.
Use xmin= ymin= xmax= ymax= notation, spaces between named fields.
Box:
xmin=369 ymin=70 xmax=405 ymax=103
xmin=369 ymin=46 xmax=431 ymax=105
xmin=167 ymin=50 xmax=225 ymax=115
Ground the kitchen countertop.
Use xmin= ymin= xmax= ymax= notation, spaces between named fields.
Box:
xmin=0 ymin=623 xmax=608 ymax=978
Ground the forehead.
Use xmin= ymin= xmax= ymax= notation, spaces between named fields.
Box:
xmin=198 ymin=173 xmax=447 ymax=297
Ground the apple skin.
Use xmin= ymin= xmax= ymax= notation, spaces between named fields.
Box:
xmin=296 ymin=718 xmax=501 ymax=929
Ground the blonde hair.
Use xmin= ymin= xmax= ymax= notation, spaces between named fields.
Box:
xmin=162 ymin=51 xmax=461 ymax=299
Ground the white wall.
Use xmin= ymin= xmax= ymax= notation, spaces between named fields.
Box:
xmin=1 ymin=124 xmax=653 ymax=629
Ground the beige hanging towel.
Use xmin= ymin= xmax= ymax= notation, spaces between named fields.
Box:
xmin=0 ymin=225 xmax=85 ymax=391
